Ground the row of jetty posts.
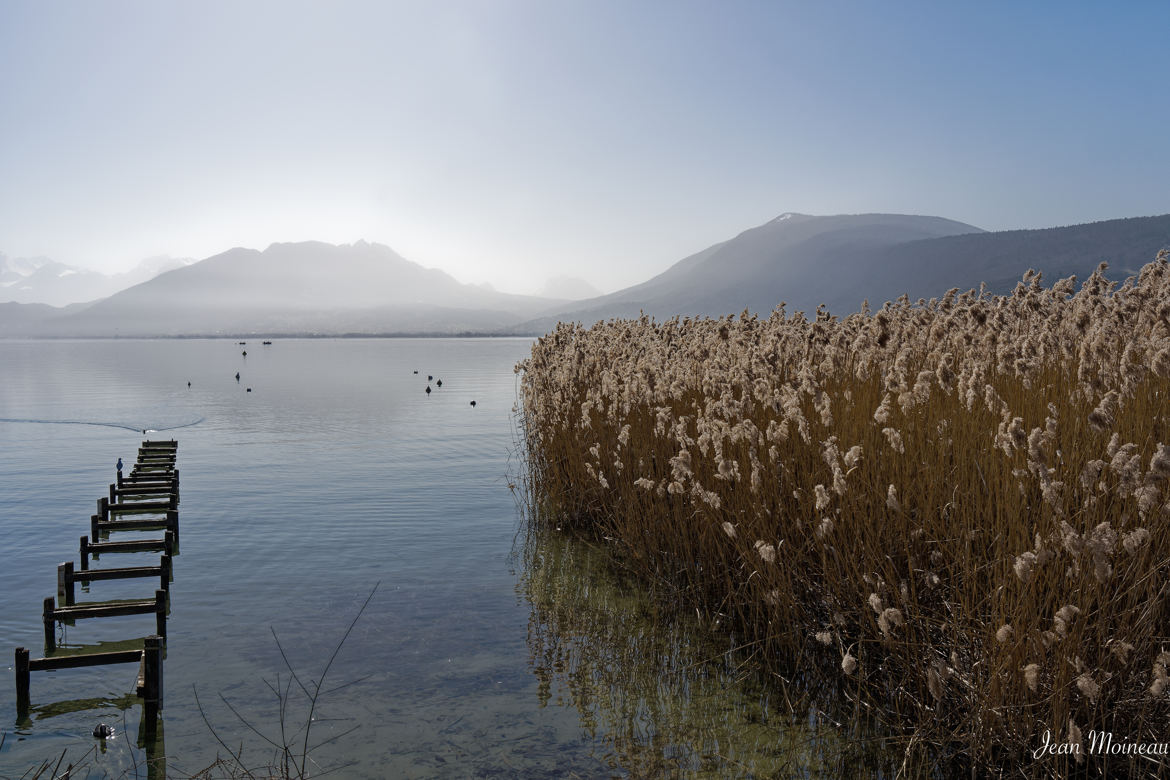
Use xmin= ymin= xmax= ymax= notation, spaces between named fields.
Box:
xmin=14 ymin=440 xmax=180 ymax=740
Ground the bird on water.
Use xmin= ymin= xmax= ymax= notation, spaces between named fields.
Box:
xmin=428 ymin=375 xmax=433 ymax=381
xmin=235 ymin=372 xmax=240 ymax=381
xmin=93 ymin=723 xmax=113 ymax=739
xmin=425 ymin=385 xmax=432 ymax=394
xmin=470 ymin=400 xmax=476 ymax=406
xmin=436 ymin=379 xmax=442 ymax=387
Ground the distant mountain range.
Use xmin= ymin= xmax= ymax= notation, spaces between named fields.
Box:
xmin=0 ymin=241 xmax=567 ymax=337
xmin=0 ymin=253 xmax=193 ymax=307
xmin=515 ymin=213 xmax=1170 ymax=332
xmin=3 ymin=213 xmax=1168 ymax=337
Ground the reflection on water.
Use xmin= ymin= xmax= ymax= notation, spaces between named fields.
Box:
xmin=519 ymin=527 xmax=901 ymax=778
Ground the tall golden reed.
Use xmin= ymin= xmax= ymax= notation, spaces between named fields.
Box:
xmin=517 ymin=252 xmax=1170 ymax=775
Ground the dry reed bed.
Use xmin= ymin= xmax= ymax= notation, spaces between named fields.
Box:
xmin=517 ymin=253 xmax=1170 ymax=774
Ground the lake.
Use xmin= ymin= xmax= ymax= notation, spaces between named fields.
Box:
xmin=0 ymin=338 xmax=859 ymax=778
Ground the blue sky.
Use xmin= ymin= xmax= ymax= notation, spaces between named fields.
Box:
xmin=1 ymin=1 xmax=1167 ymax=294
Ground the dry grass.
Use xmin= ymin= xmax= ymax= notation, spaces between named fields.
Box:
xmin=517 ymin=252 xmax=1170 ymax=777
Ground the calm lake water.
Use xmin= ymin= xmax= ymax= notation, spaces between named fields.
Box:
xmin=0 ymin=338 xmax=859 ymax=779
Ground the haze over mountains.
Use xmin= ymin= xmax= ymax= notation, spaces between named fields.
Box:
xmin=0 ymin=253 xmax=193 ymax=307
xmin=3 ymin=213 xmax=1169 ymax=338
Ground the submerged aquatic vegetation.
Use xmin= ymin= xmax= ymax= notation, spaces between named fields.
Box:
xmin=517 ymin=252 xmax=1170 ymax=777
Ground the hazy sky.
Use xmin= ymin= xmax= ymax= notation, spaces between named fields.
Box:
xmin=2 ymin=1 xmax=1168 ymax=295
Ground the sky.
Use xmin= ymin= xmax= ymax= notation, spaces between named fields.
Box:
xmin=2 ymin=1 xmax=1168 ymax=296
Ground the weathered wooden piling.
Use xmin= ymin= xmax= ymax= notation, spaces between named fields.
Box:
xmin=140 ymin=635 xmax=164 ymax=731
xmin=15 ymin=646 xmax=30 ymax=713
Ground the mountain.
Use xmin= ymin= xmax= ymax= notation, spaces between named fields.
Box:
xmin=0 ymin=253 xmax=193 ymax=306
xmin=27 ymin=240 xmax=564 ymax=336
xmin=518 ymin=213 xmax=1170 ymax=331
xmin=539 ymin=275 xmax=603 ymax=300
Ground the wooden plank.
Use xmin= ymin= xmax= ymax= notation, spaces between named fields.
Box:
xmin=123 ymin=469 xmax=178 ymax=485
xmin=95 ymin=515 xmax=176 ymax=533
xmin=86 ymin=538 xmax=171 ymax=554
xmin=54 ymin=599 xmax=158 ymax=620
xmin=28 ymin=650 xmax=143 ymax=671
xmin=74 ymin=564 xmax=165 ymax=582
xmin=81 ymin=532 xmax=175 ymax=570
xmin=108 ymin=501 xmax=176 ymax=515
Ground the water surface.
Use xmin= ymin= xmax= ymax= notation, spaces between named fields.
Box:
xmin=0 ymin=338 xmax=861 ymax=778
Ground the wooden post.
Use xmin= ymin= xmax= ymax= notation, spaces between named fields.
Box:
xmin=98 ymin=496 xmax=109 ymax=522
xmin=160 ymin=553 xmax=172 ymax=590
xmin=80 ymin=535 xmax=89 ymax=570
xmin=109 ymin=483 xmax=116 ymax=505
xmin=117 ymin=469 xmax=123 ymax=488
xmin=43 ymin=597 xmax=56 ymax=651
xmin=90 ymin=513 xmax=99 ymax=541
xmin=166 ymin=510 xmax=179 ymax=545
xmin=154 ymin=590 xmax=167 ymax=639
xmin=57 ymin=561 xmax=75 ymax=606
xmin=143 ymin=635 xmax=163 ymax=710
xmin=164 ymin=530 xmax=175 ymax=557
xmin=15 ymin=647 xmax=30 ymax=715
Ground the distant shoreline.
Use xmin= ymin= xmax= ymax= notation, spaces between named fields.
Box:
xmin=0 ymin=331 xmax=544 ymax=340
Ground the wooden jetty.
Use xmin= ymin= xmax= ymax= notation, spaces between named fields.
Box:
xmin=13 ymin=439 xmax=180 ymax=737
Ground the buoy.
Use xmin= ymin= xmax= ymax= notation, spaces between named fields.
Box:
xmin=425 ymin=386 xmax=432 ymax=394
xmin=246 ymin=388 xmax=252 ymax=392
xmin=187 ymin=381 xmax=191 ymax=387
xmin=242 ymin=350 xmax=247 ymax=357
xmin=436 ymin=379 xmax=442 ymax=387
xmin=470 ymin=400 xmax=476 ymax=406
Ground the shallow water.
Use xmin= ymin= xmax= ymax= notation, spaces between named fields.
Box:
xmin=0 ymin=338 xmax=860 ymax=778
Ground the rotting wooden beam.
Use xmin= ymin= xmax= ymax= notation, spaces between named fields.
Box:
xmin=81 ymin=531 xmax=175 ymax=569
xmin=44 ymin=591 xmax=167 ymax=651
xmin=59 ymin=555 xmax=171 ymax=606
xmin=92 ymin=510 xmax=179 ymax=546
xmin=16 ymin=636 xmax=164 ymax=718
